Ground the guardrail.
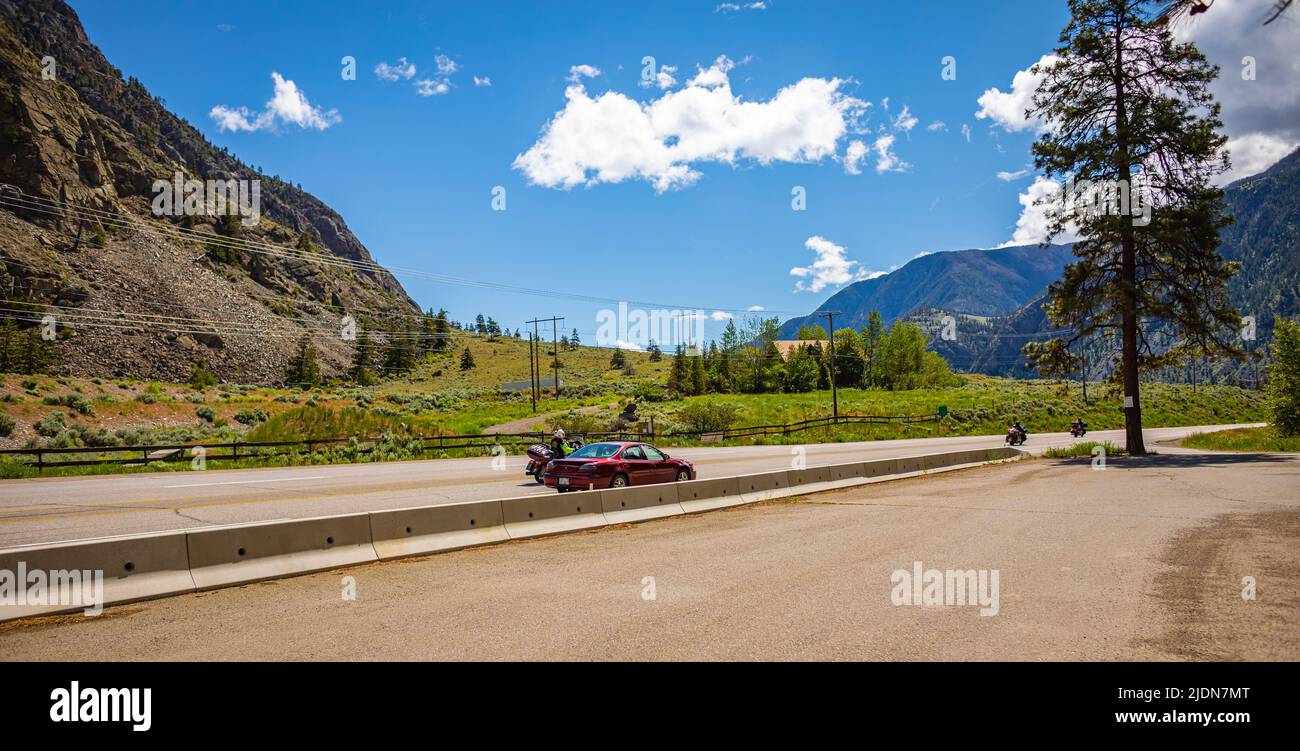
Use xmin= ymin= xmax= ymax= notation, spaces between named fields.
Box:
xmin=0 ymin=413 xmax=939 ymax=471
xmin=0 ymin=445 xmax=1019 ymax=622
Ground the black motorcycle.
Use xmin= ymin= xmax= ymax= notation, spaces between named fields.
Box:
xmin=524 ymin=437 xmax=584 ymax=483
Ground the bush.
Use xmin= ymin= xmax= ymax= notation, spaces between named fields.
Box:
xmin=41 ymin=394 xmax=95 ymax=416
xmin=0 ymin=412 xmax=14 ymax=437
xmin=675 ymin=401 xmax=742 ymax=434
xmin=35 ymin=411 xmax=67 ymax=438
xmin=196 ymin=406 xmax=217 ymax=422
xmin=136 ymin=393 xmax=157 ymax=404
xmin=234 ymin=408 xmax=269 ymax=425
xmin=1267 ymin=318 xmax=1300 ymax=436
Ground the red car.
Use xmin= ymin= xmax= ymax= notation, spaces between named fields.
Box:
xmin=542 ymin=441 xmax=695 ymax=492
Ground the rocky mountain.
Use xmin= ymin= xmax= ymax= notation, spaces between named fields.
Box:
xmin=782 ymin=149 xmax=1299 ymax=382
xmin=777 ymin=243 xmax=1076 ymax=339
xmin=0 ymin=0 xmax=420 ymax=383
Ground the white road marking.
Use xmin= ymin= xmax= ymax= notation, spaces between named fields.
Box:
xmin=163 ymin=475 xmax=329 ymax=489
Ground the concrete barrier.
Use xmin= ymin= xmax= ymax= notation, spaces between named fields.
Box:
xmin=0 ymin=531 xmax=194 ymax=621
xmin=896 ymin=455 xmax=925 ymax=474
xmin=602 ymin=484 xmax=684 ymax=524
xmin=862 ymin=458 xmax=899 ymax=478
xmin=186 ymin=513 xmax=377 ymax=590
xmin=788 ymin=465 xmax=830 ymax=486
xmin=736 ymin=470 xmax=793 ymax=503
xmin=501 ymin=491 xmax=607 ymax=539
xmin=676 ymin=476 xmax=743 ymax=513
xmin=370 ymin=500 xmax=508 ymax=560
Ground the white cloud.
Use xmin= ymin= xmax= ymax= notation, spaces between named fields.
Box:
xmin=710 ymin=310 xmax=733 ymax=321
xmin=893 ymin=104 xmax=918 ymax=132
xmin=216 ymin=24 xmax=234 ymax=32
xmin=975 ymin=54 xmax=1057 ymax=132
xmin=640 ymin=65 xmax=678 ymax=91
xmin=210 ymin=72 xmax=340 ymax=132
xmin=435 ymin=54 xmax=460 ymax=75
xmin=374 ymin=57 xmax=416 ymax=81
xmin=716 ymin=2 xmax=767 ymax=12
xmin=996 ymin=167 xmax=1031 ymax=181
xmin=567 ymin=64 xmax=602 ymax=83
xmin=960 ymin=123 xmax=972 ymax=142
xmin=473 ymin=76 xmax=492 ymax=87
xmin=844 ymin=139 xmax=869 ymax=175
xmin=747 ymin=305 xmax=766 ymax=311
xmin=790 ymin=236 xmax=880 ymax=293
xmin=515 ymin=56 xmax=872 ymax=192
xmin=415 ymin=78 xmax=452 ymax=96
xmin=926 ymin=120 xmax=947 ymax=132
xmin=1174 ymin=0 xmax=1300 ymax=182
xmin=1220 ymin=132 xmax=1295 ymax=184
xmin=1001 ymin=176 xmax=1081 ymax=247
xmin=873 ymin=134 xmax=908 ymax=173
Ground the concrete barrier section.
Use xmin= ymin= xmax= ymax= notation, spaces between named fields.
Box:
xmin=788 ymin=466 xmax=830 ymax=486
xmin=186 ymin=513 xmax=377 ymax=590
xmin=676 ymin=476 xmax=744 ymax=513
xmin=827 ymin=462 xmax=866 ymax=482
xmin=0 ymin=531 xmax=194 ymax=621
xmin=602 ymin=484 xmax=684 ymax=524
xmin=896 ymin=455 xmax=925 ymax=474
xmin=736 ymin=470 xmax=793 ymax=502
xmin=370 ymin=500 xmax=508 ymax=560
xmin=501 ymin=491 xmax=607 ymax=539
xmin=861 ymin=458 xmax=899 ymax=478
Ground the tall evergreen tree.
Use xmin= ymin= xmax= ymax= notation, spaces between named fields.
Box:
xmin=1024 ymin=0 xmax=1238 ymax=453
xmin=287 ymin=335 xmax=322 ymax=389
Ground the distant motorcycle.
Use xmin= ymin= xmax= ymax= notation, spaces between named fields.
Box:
xmin=525 ymin=437 xmax=585 ymax=483
xmin=1069 ymin=424 xmax=1087 ymax=438
xmin=1005 ymin=427 xmax=1028 ymax=446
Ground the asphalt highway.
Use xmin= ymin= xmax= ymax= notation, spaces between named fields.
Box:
xmin=0 ymin=424 xmax=1258 ymax=548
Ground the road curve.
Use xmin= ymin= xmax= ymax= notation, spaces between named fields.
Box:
xmin=0 ymin=424 xmax=1257 ymax=549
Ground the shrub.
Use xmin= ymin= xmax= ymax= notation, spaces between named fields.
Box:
xmin=196 ymin=406 xmax=217 ymax=422
xmin=0 ymin=412 xmax=14 ymax=437
xmin=41 ymin=394 xmax=95 ymax=416
xmin=136 ymin=393 xmax=157 ymax=404
xmin=675 ymin=401 xmax=742 ymax=434
xmin=234 ymin=408 xmax=269 ymax=425
xmin=1267 ymin=318 xmax=1300 ymax=436
xmin=35 ymin=411 xmax=67 ymax=438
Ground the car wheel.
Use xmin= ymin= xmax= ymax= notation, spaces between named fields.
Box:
xmin=609 ymin=473 xmax=629 ymax=489
xmin=675 ymin=469 xmax=691 ymax=482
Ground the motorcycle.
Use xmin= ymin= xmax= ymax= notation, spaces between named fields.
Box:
xmin=525 ymin=437 xmax=585 ymax=483
xmin=1005 ymin=427 xmax=1028 ymax=446
xmin=1069 ymin=424 xmax=1087 ymax=437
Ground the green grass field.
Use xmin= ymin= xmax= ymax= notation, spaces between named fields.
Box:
xmin=0 ymin=332 xmax=1271 ymax=477
xmin=1180 ymin=427 xmax=1300 ymax=452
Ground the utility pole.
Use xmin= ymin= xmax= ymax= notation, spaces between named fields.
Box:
xmin=1081 ymin=343 xmax=1088 ymax=403
xmin=527 ymin=331 xmax=537 ymax=413
xmin=816 ymin=311 xmax=842 ymax=420
xmin=526 ymin=316 xmax=564 ymax=398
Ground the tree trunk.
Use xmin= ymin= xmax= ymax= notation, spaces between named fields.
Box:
xmin=1113 ymin=6 xmax=1146 ymax=455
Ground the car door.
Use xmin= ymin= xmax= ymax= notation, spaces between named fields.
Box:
xmin=639 ymin=445 xmax=675 ymax=483
xmin=618 ymin=445 xmax=654 ymax=485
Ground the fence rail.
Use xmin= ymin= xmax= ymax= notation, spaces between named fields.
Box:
xmin=0 ymin=413 xmax=938 ymax=471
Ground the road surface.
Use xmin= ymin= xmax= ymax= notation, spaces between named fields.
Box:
xmin=1 ymin=446 xmax=1293 ymax=660
xmin=0 ymin=424 xmax=1257 ymax=548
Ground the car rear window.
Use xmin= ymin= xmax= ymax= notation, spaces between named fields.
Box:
xmin=566 ymin=442 xmax=622 ymax=459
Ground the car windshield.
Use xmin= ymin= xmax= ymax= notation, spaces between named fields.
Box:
xmin=565 ymin=442 xmax=622 ymax=459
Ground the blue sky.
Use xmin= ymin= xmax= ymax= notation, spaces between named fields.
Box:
xmin=67 ymin=0 xmax=1292 ymax=345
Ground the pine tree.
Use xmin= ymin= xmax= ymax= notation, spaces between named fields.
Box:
xmin=647 ymin=339 xmax=663 ymax=362
xmin=609 ymin=348 xmax=627 ymax=369
xmin=1024 ymin=0 xmax=1239 ymax=454
xmin=668 ymin=344 xmax=688 ymax=394
xmin=689 ymin=353 xmax=705 ymax=395
xmin=571 ymin=328 xmax=581 ymax=347
xmin=460 ymin=347 xmax=476 ymax=370
xmin=287 ymin=335 xmax=321 ymax=389
xmin=351 ymin=335 xmax=377 ymax=386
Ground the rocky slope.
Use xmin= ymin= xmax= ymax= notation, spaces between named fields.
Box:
xmin=0 ymin=0 xmax=420 ymax=383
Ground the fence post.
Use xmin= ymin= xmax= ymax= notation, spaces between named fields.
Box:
xmin=37 ymin=449 xmax=43 ymax=472
xmin=232 ymin=442 xmax=239 ymax=462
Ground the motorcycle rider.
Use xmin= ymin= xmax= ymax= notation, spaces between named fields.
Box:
xmin=1071 ymin=416 xmax=1087 ymax=434
xmin=1012 ymin=421 xmax=1027 ymax=440
xmin=549 ymin=428 xmax=567 ymax=459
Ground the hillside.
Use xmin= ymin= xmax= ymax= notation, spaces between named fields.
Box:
xmin=0 ymin=0 xmax=419 ymax=384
